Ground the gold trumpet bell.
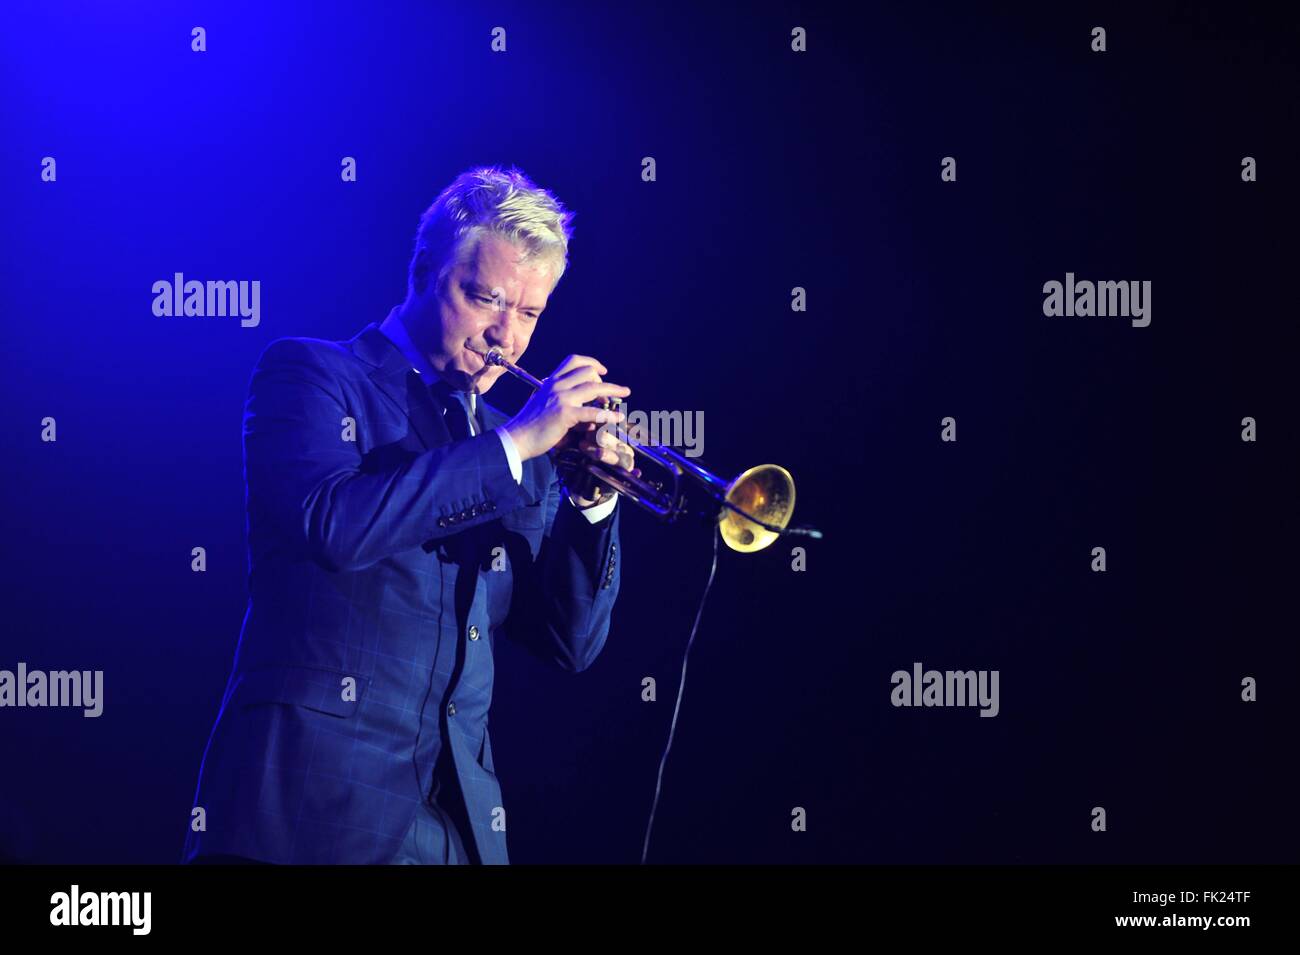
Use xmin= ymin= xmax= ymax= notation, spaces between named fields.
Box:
xmin=719 ymin=465 xmax=796 ymax=553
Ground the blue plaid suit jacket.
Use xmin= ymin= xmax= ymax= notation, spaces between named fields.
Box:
xmin=182 ymin=321 xmax=622 ymax=864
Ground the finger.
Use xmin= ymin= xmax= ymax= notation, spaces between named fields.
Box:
xmin=591 ymin=447 xmax=631 ymax=463
xmin=564 ymin=381 xmax=631 ymax=405
xmin=551 ymin=355 xmax=608 ymax=379
xmin=573 ymin=406 xmax=624 ymax=426
xmin=582 ymin=427 xmax=632 ymax=455
xmin=550 ymin=364 xmax=605 ymax=389
xmin=590 ymin=429 xmax=619 ymax=450
xmin=581 ymin=434 xmax=635 ymax=468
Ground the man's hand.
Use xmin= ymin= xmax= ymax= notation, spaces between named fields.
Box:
xmin=558 ymin=421 xmax=640 ymax=508
xmin=500 ymin=355 xmax=629 ymax=461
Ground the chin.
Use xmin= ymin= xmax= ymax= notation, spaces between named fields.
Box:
xmin=474 ymin=368 xmax=503 ymax=394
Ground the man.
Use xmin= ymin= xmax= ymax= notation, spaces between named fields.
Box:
xmin=183 ymin=166 xmax=634 ymax=865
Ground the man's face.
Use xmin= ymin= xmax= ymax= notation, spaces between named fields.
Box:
xmin=422 ymin=233 xmax=557 ymax=394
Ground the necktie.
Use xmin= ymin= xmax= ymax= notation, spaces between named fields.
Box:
xmin=432 ymin=384 xmax=475 ymax=440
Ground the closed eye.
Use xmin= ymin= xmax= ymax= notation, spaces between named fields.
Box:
xmin=471 ymin=290 xmax=539 ymax=319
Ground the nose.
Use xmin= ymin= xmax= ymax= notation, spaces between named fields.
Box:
xmin=482 ymin=308 xmax=517 ymax=355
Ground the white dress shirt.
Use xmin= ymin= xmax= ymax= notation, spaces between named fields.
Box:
xmin=378 ymin=309 xmax=618 ymax=524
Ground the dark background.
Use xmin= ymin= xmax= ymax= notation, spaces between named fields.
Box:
xmin=0 ymin=1 xmax=1295 ymax=864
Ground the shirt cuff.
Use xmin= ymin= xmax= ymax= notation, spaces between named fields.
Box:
xmin=570 ymin=492 xmax=618 ymax=524
xmin=496 ymin=429 xmax=523 ymax=484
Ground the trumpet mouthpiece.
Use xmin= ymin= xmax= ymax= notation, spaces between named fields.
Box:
xmin=485 ymin=347 xmax=507 ymax=367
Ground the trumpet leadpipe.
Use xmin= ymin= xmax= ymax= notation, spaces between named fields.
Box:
xmin=483 ymin=346 xmax=545 ymax=389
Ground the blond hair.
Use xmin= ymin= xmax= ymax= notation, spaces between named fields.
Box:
xmin=409 ymin=165 xmax=575 ymax=297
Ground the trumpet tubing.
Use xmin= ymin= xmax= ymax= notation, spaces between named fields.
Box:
xmin=483 ymin=346 xmax=796 ymax=553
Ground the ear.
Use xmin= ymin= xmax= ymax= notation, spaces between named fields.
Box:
xmin=411 ymin=247 xmax=432 ymax=295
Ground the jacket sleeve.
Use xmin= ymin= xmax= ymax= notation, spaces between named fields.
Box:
xmin=502 ymin=470 xmax=622 ymax=673
xmin=244 ymin=337 xmax=531 ymax=573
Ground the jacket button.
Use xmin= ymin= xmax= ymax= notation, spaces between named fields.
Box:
xmin=447 ymin=702 xmax=457 ymax=716
xmin=468 ymin=625 xmax=480 ymax=641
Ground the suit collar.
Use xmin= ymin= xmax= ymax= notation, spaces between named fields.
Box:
xmin=345 ymin=319 xmax=537 ymax=498
xmin=347 ymin=320 xmax=447 ymax=451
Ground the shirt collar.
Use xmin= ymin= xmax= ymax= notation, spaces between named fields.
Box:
xmin=377 ymin=306 xmax=477 ymax=414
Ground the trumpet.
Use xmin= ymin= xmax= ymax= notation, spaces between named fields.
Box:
xmin=481 ymin=346 xmax=810 ymax=553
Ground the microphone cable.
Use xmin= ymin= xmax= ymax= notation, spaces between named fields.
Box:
xmin=639 ymin=522 xmax=720 ymax=865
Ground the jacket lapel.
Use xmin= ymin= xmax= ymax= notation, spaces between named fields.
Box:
xmin=347 ymin=322 xmax=448 ymax=451
xmin=348 ymin=321 xmax=545 ymax=505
